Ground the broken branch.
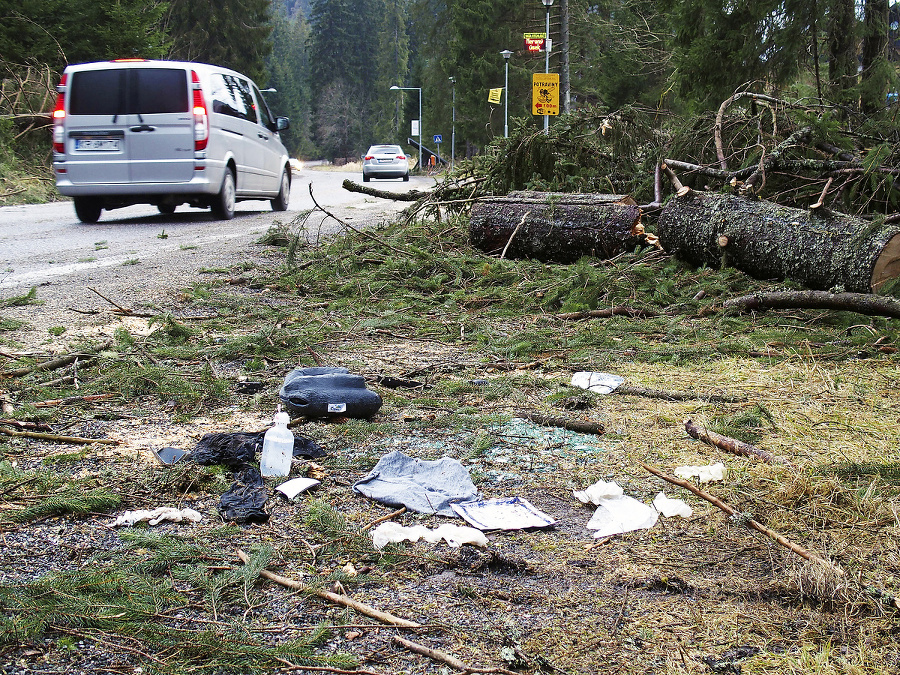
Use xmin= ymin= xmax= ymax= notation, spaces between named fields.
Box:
xmin=392 ymin=636 xmax=520 ymax=675
xmin=0 ymin=340 xmax=111 ymax=378
xmin=555 ymin=306 xmax=659 ymax=320
xmin=516 ymin=411 xmax=604 ymax=435
xmin=641 ymin=463 xmax=839 ymax=571
xmin=684 ymin=418 xmax=795 ymax=467
xmin=236 ymin=549 xmax=421 ymax=628
xmin=341 ymin=178 xmax=429 ymax=201
xmin=0 ymin=427 xmax=118 ymax=445
xmin=724 ymin=290 xmax=900 ymax=318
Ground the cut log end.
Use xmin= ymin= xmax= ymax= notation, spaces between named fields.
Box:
xmin=676 ymin=186 xmax=692 ymax=197
xmin=871 ymin=233 xmax=900 ymax=293
xmin=717 ymin=235 xmax=730 ymax=248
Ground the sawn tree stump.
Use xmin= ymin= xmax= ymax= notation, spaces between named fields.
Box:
xmin=469 ymin=191 xmax=649 ymax=263
xmin=657 ymin=190 xmax=900 ymax=293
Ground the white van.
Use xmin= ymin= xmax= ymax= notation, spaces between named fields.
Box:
xmin=52 ymin=59 xmax=292 ymax=223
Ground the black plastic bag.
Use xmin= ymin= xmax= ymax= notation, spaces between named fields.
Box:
xmin=188 ymin=431 xmax=326 ymax=467
xmin=219 ymin=467 xmax=269 ymax=524
xmin=279 ymin=366 xmax=382 ymax=418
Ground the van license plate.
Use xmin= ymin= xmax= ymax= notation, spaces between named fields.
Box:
xmin=75 ymin=138 xmax=121 ymax=151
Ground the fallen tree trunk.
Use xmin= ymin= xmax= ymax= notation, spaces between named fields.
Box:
xmin=342 ymin=178 xmax=430 ymax=202
xmin=657 ymin=190 xmax=900 ymax=293
xmin=470 ymin=191 xmax=650 ymax=263
xmin=724 ymin=290 xmax=900 ymax=318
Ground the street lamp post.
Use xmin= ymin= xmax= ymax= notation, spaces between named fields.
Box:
xmin=390 ymin=85 xmax=423 ymax=171
xmin=449 ymin=76 xmax=455 ymax=171
xmin=541 ymin=0 xmax=554 ymax=133
xmin=500 ymin=50 xmax=513 ymax=138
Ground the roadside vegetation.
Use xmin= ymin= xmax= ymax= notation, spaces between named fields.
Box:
xmin=1 ymin=199 xmax=899 ymax=672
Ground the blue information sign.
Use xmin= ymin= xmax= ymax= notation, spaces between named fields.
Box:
xmin=433 ymin=134 xmax=442 ymax=143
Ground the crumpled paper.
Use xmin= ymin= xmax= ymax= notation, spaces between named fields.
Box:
xmin=571 ymin=371 xmax=625 ymax=394
xmin=114 ymin=507 xmax=202 ymax=527
xmin=674 ymin=462 xmax=726 ymax=483
xmin=573 ymin=480 xmax=624 ymax=504
xmin=652 ymin=492 xmax=693 ymax=518
xmin=371 ymin=521 xmax=489 ymax=550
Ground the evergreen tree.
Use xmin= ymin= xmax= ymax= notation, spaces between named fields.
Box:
xmin=0 ymin=0 xmax=167 ymax=70
xmin=164 ymin=0 xmax=273 ymax=83
xmin=669 ymin=0 xmax=806 ymax=109
xmin=827 ymin=0 xmax=857 ymax=106
xmin=267 ymin=10 xmax=316 ymax=157
xmin=860 ymin=0 xmax=892 ymax=111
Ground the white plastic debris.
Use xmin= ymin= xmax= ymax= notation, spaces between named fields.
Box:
xmin=275 ymin=477 xmax=320 ymax=500
xmin=673 ymin=462 xmax=727 ymax=483
xmin=573 ymin=480 xmax=624 ymax=505
xmin=571 ymin=371 xmax=625 ymax=394
xmin=451 ymin=497 xmax=556 ymax=530
xmin=585 ymin=495 xmax=659 ymax=538
xmin=653 ymin=492 xmax=693 ymax=518
xmin=114 ymin=507 xmax=202 ymax=527
xmin=371 ymin=522 xmax=489 ymax=550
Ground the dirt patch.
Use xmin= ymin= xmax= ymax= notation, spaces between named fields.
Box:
xmin=1 ymin=214 xmax=899 ymax=675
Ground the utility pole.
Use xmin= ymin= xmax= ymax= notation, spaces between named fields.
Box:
xmin=561 ymin=0 xmax=570 ymax=113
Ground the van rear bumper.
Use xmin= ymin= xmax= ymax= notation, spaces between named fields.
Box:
xmin=54 ymin=172 xmax=220 ymax=197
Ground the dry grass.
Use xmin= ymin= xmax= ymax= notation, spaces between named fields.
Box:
xmin=1 ymin=214 xmax=899 ymax=674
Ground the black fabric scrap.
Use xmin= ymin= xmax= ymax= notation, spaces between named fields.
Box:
xmin=187 ymin=431 xmax=326 ymax=468
xmin=219 ymin=467 xmax=269 ymax=524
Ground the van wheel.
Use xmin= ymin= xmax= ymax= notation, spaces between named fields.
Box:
xmin=271 ymin=170 xmax=290 ymax=212
xmin=212 ymin=170 xmax=236 ymax=220
xmin=362 ymin=174 xmax=370 ymax=182
xmin=403 ymin=173 xmax=410 ymax=182
xmin=158 ymin=204 xmax=176 ymax=215
xmin=73 ymin=197 xmax=102 ymax=223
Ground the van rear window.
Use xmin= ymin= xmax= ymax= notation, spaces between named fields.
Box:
xmin=70 ymin=68 xmax=188 ymax=116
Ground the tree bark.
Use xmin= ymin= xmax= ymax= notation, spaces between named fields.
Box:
xmin=724 ymin=290 xmax=900 ymax=318
xmin=657 ymin=190 xmax=900 ymax=293
xmin=469 ymin=192 xmax=647 ymax=263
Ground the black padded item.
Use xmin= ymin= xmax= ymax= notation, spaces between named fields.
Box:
xmin=219 ymin=467 xmax=269 ymax=524
xmin=279 ymin=366 xmax=382 ymax=419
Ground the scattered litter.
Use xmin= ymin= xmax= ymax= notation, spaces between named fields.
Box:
xmin=352 ymin=450 xmax=479 ymax=517
xmin=571 ymin=371 xmax=625 ymax=394
xmin=371 ymin=521 xmax=489 ymax=549
xmin=152 ymin=446 xmax=189 ymax=465
xmin=585 ymin=494 xmax=659 ymax=538
xmin=188 ymin=430 xmax=326 ymax=468
xmin=674 ymin=462 xmax=726 ymax=483
xmin=114 ymin=507 xmax=202 ymax=527
xmin=219 ymin=467 xmax=269 ymax=523
xmin=275 ymin=476 xmax=320 ymax=500
xmin=653 ymin=492 xmax=693 ymax=518
xmin=573 ymin=479 xmax=624 ymax=504
xmin=280 ymin=366 xmax=383 ymax=418
xmin=451 ymin=497 xmax=556 ymax=530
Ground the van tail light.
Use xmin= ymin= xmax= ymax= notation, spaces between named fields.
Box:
xmin=52 ymin=74 xmax=67 ymax=153
xmin=397 ymin=154 xmax=406 ymax=160
xmin=364 ymin=155 xmax=374 ymax=160
xmin=191 ymin=70 xmax=209 ymax=151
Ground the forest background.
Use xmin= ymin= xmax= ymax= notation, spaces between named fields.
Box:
xmin=0 ymin=0 xmax=899 ymax=173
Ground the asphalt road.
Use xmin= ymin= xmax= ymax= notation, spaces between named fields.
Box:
xmin=0 ymin=167 xmax=432 ymax=295
xmin=0 ymin=168 xmax=433 ymax=345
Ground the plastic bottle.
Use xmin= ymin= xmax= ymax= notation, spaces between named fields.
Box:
xmin=260 ymin=412 xmax=294 ymax=477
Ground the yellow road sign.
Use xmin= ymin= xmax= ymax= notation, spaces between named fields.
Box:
xmin=532 ymin=73 xmax=559 ymax=116
xmin=488 ymin=88 xmax=502 ymax=104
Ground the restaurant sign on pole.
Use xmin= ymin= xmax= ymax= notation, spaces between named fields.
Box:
xmin=532 ymin=73 xmax=559 ymax=116
xmin=524 ymin=32 xmax=546 ymax=52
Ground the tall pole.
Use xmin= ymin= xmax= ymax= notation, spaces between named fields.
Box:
xmin=561 ymin=0 xmax=570 ymax=113
xmin=390 ymin=85 xmax=423 ymax=171
xmin=501 ymin=50 xmax=513 ymax=138
xmin=543 ymin=0 xmax=553 ymax=132
xmin=417 ymin=87 xmax=423 ymax=170
xmin=449 ymin=77 xmax=455 ymax=171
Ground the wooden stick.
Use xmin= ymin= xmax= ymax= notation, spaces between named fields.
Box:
xmin=88 ymin=286 xmax=132 ymax=314
xmin=516 ymin=410 xmax=604 ymax=435
xmin=684 ymin=418 xmax=795 ymax=467
xmin=499 ymin=211 xmax=529 ymax=260
xmin=555 ymin=305 xmax=659 ymax=320
xmin=0 ymin=340 xmax=111 ymax=379
xmin=612 ymin=385 xmax=745 ymax=404
xmin=392 ymin=636 xmax=520 ymax=675
xmin=361 ymin=506 xmax=406 ymax=532
xmin=641 ymin=463 xmax=840 ymax=571
xmin=724 ymin=290 xmax=900 ymax=319
xmin=33 ymin=394 xmax=116 ymax=408
xmin=810 ymin=176 xmax=834 ymax=210
xmin=235 ymin=550 xmax=421 ymax=628
xmin=0 ymin=427 xmax=118 ymax=445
